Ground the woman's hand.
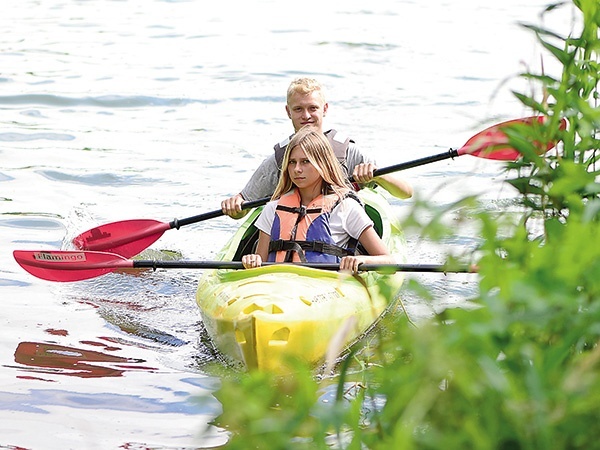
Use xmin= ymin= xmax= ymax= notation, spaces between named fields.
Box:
xmin=242 ymin=254 xmax=263 ymax=269
xmin=339 ymin=255 xmax=366 ymax=274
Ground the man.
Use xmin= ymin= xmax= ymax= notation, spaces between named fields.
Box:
xmin=221 ymin=77 xmax=412 ymax=219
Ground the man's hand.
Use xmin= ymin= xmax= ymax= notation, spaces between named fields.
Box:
xmin=352 ymin=162 xmax=376 ymax=184
xmin=221 ymin=193 xmax=249 ymax=219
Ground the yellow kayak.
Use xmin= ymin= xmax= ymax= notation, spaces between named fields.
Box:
xmin=196 ymin=187 xmax=406 ymax=372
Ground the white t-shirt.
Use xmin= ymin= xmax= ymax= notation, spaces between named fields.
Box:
xmin=254 ymin=195 xmax=373 ymax=249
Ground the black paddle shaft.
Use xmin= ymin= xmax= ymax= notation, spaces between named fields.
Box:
xmin=370 ymin=148 xmax=459 ymax=177
xmin=168 ymin=148 xmax=459 ymax=230
xmin=169 ymin=197 xmax=270 ymax=229
xmin=130 ymin=260 xmax=472 ymax=273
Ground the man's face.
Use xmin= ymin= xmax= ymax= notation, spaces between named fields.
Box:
xmin=285 ymin=91 xmax=328 ymax=132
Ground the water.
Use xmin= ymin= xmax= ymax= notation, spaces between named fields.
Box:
xmin=0 ymin=0 xmax=574 ymax=447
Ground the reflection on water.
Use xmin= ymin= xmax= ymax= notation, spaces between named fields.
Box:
xmin=12 ymin=341 xmax=158 ymax=379
xmin=0 ymin=375 xmax=220 ymax=416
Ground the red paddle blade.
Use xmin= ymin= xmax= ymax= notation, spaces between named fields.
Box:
xmin=13 ymin=250 xmax=131 ymax=282
xmin=459 ymin=116 xmax=566 ymax=160
xmin=72 ymin=219 xmax=169 ymax=258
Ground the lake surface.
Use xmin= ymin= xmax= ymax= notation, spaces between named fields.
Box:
xmin=0 ymin=0 xmax=573 ymax=447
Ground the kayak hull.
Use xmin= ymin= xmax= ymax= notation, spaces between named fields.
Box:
xmin=196 ymin=188 xmax=405 ymax=372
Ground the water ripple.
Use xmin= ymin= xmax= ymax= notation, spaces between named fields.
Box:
xmin=0 ymin=132 xmax=75 ymax=142
xmin=0 ymin=216 xmax=64 ymax=230
xmin=0 ymin=94 xmax=217 ymax=108
xmin=0 ymin=278 xmax=29 ymax=288
xmin=36 ymin=169 xmax=161 ymax=186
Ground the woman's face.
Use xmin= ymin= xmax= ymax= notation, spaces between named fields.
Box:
xmin=287 ymin=145 xmax=321 ymax=191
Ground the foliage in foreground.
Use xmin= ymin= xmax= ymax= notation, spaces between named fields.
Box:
xmin=211 ymin=1 xmax=600 ymax=449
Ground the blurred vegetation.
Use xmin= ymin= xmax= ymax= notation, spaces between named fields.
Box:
xmin=209 ymin=1 xmax=600 ymax=448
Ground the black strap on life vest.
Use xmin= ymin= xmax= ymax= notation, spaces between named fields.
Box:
xmin=273 ymin=204 xmax=322 ymax=262
xmin=270 ymin=191 xmax=364 ymax=262
xmin=268 ymin=239 xmax=355 ymax=263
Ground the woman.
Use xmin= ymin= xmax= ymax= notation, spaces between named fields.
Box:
xmin=242 ymin=126 xmax=397 ymax=273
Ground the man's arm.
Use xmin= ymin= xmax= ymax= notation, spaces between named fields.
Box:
xmin=347 ymin=143 xmax=413 ymax=199
xmin=221 ymin=155 xmax=280 ymax=219
xmin=372 ymin=172 xmax=414 ymax=199
xmin=240 ymin=154 xmax=280 ymax=201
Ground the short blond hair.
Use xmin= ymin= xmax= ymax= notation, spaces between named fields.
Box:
xmin=286 ymin=78 xmax=326 ymax=105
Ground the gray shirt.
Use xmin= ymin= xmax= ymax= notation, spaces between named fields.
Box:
xmin=240 ymin=142 xmax=376 ymax=201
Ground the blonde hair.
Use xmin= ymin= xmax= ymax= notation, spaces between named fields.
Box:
xmin=272 ymin=126 xmax=350 ymax=201
xmin=286 ymin=77 xmax=326 ymax=105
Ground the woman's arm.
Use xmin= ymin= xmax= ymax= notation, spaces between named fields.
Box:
xmin=241 ymin=230 xmax=270 ymax=269
xmin=339 ymin=226 xmax=396 ymax=273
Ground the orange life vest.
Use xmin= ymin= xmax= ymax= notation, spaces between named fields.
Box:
xmin=267 ymin=189 xmax=359 ymax=263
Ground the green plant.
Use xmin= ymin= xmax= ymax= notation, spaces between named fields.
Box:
xmin=209 ymin=2 xmax=600 ymax=448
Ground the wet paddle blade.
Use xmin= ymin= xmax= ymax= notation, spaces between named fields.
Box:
xmin=71 ymin=197 xmax=271 ymax=258
xmin=458 ymin=116 xmax=566 ymax=160
xmin=72 ymin=219 xmax=170 ymax=258
xmin=13 ymin=250 xmax=132 ymax=282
